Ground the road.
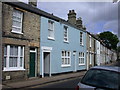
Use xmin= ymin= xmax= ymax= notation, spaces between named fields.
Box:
xmin=21 ymin=62 xmax=120 ymax=89
xmin=28 ymin=77 xmax=82 ymax=89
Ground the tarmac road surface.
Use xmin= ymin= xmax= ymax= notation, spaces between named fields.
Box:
xmin=28 ymin=77 xmax=82 ymax=89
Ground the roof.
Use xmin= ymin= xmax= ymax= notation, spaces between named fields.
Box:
xmin=4 ymin=2 xmax=86 ymax=33
xmin=91 ymin=66 xmax=120 ymax=72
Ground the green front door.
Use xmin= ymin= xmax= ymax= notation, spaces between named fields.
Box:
xmin=29 ymin=52 xmax=35 ymax=77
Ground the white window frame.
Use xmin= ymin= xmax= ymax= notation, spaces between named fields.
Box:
xmin=79 ymin=52 xmax=85 ymax=65
xmin=89 ymin=35 xmax=92 ymax=47
xmin=90 ymin=53 xmax=92 ymax=64
xmin=3 ymin=45 xmax=25 ymax=71
xmin=80 ymin=32 xmax=83 ymax=45
xmin=48 ymin=20 xmax=55 ymax=40
xmin=61 ymin=50 xmax=71 ymax=67
xmin=11 ymin=9 xmax=23 ymax=34
xmin=64 ymin=26 xmax=69 ymax=43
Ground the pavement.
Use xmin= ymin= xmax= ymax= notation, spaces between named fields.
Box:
xmin=2 ymin=70 xmax=87 ymax=89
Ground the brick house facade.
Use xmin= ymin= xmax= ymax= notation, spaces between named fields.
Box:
xmin=2 ymin=2 xmax=40 ymax=82
xmin=86 ymin=32 xmax=96 ymax=70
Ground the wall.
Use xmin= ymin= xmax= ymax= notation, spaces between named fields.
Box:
xmin=2 ymin=3 xmax=40 ymax=81
xmin=40 ymin=16 xmax=87 ymax=75
xmin=0 ymin=1 xmax=2 ymax=87
xmin=86 ymin=33 xmax=96 ymax=69
xmin=96 ymin=40 xmax=101 ymax=65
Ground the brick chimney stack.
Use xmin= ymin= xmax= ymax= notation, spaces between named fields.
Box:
xmin=29 ymin=0 xmax=37 ymax=7
xmin=67 ymin=10 xmax=86 ymax=30
xmin=76 ymin=17 xmax=83 ymax=29
xmin=68 ymin=10 xmax=76 ymax=25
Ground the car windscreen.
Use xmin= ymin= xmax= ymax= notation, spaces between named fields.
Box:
xmin=81 ymin=69 xmax=120 ymax=89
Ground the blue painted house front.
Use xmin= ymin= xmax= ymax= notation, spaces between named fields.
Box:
xmin=40 ymin=12 xmax=87 ymax=77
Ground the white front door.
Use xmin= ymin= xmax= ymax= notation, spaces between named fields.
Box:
xmin=41 ymin=46 xmax=52 ymax=78
xmin=43 ymin=52 xmax=50 ymax=77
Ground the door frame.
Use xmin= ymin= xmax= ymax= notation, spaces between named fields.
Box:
xmin=41 ymin=46 xmax=52 ymax=78
xmin=86 ymin=51 xmax=89 ymax=70
xmin=73 ymin=51 xmax=76 ymax=72
xmin=29 ymin=48 xmax=37 ymax=77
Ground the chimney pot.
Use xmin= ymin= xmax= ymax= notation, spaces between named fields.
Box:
xmin=67 ymin=9 xmax=76 ymax=25
xmin=72 ymin=10 xmax=74 ymax=12
xmin=29 ymin=0 xmax=37 ymax=7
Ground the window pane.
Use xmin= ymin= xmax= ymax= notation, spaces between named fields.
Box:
xmin=14 ymin=46 xmax=18 ymax=56
xmin=14 ymin=57 xmax=17 ymax=67
xmin=64 ymin=38 xmax=67 ymax=41
xmin=12 ymin=10 xmax=22 ymax=33
xmin=80 ymin=52 xmax=82 ymax=57
xmin=48 ymin=21 xmax=54 ymax=38
xmin=68 ymin=58 xmax=70 ymax=64
xmin=9 ymin=57 xmax=13 ymax=67
xmin=51 ymin=30 xmax=54 ymax=38
xmin=68 ymin=52 xmax=70 ymax=57
xmin=64 ymin=26 xmax=68 ymax=41
xmin=65 ymin=58 xmax=67 ymax=64
xmin=4 ymin=46 xmax=7 ymax=55
xmin=10 ymin=46 xmax=18 ymax=56
xmin=79 ymin=59 xmax=81 ymax=64
xmin=80 ymin=32 xmax=83 ymax=44
xmin=50 ymin=30 xmax=52 ymax=37
xmin=4 ymin=57 xmax=6 ymax=67
xmin=62 ymin=58 xmax=64 ymax=64
xmin=82 ymin=58 xmax=83 ymax=64
xmin=83 ymin=58 xmax=84 ymax=63
xmin=20 ymin=57 xmax=23 ymax=67
xmin=62 ymin=51 xmax=64 ymax=56
xmin=48 ymin=21 xmax=50 ymax=29
xmin=65 ymin=51 xmax=66 ymax=56
xmin=21 ymin=47 xmax=23 ymax=56
xmin=9 ymin=46 xmax=18 ymax=67
xmin=9 ymin=57 xmax=17 ymax=67
xmin=48 ymin=29 xmax=54 ymax=38
xmin=13 ymin=20 xmax=21 ymax=27
xmin=83 ymin=53 xmax=84 ymax=57
xmin=51 ymin=22 xmax=53 ymax=30
xmin=79 ymin=59 xmax=80 ymax=64
xmin=10 ymin=46 xmax=13 ymax=56
xmin=12 ymin=27 xmax=21 ymax=32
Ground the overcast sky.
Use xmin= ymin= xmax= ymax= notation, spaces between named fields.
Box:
xmin=37 ymin=2 xmax=118 ymax=35
xmin=19 ymin=0 xmax=119 ymax=37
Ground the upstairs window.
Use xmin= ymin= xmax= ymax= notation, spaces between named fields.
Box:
xmin=12 ymin=9 xmax=23 ymax=34
xmin=80 ymin=32 xmax=83 ymax=45
xmin=48 ymin=20 xmax=54 ymax=39
xmin=64 ymin=26 xmax=68 ymax=42
xmin=89 ymin=35 xmax=92 ymax=47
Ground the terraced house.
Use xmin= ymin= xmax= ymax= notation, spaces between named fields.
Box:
xmin=40 ymin=10 xmax=87 ymax=77
xmin=86 ymin=32 xmax=96 ymax=70
xmin=2 ymin=1 xmax=40 ymax=81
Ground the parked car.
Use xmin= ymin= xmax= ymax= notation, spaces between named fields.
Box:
xmin=76 ymin=66 xmax=120 ymax=90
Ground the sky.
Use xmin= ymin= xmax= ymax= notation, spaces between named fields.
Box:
xmin=19 ymin=0 xmax=119 ymax=38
